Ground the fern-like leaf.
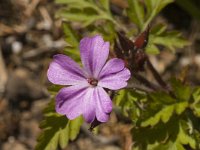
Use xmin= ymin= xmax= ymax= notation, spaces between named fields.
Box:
xmin=36 ymin=100 xmax=83 ymax=150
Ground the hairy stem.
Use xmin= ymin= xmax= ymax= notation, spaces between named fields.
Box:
xmin=133 ymin=73 xmax=159 ymax=91
xmin=146 ymin=58 xmax=168 ymax=89
xmin=146 ymin=58 xmax=176 ymax=97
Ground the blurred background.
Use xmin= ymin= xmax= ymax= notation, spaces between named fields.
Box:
xmin=1 ymin=0 xmax=200 ymax=150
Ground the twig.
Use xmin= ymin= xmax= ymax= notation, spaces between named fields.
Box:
xmin=0 ymin=49 xmax=8 ymax=97
xmin=22 ymin=40 xmax=67 ymax=59
xmin=0 ymin=23 xmax=27 ymax=36
xmin=25 ymin=0 xmax=41 ymax=17
xmin=133 ymin=73 xmax=159 ymax=91
xmin=146 ymin=58 xmax=168 ymax=89
xmin=146 ymin=58 xmax=176 ymax=97
xmin=126 ymin=81 xmax=154 ymax=93
xmin=37 ymin=6 xmax=53 ymax=30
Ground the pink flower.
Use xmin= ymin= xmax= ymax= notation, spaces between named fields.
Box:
xmin=47 ymin=35 xmax=131 ymax=123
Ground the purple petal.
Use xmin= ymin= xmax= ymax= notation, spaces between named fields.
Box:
xmin=83 ymin=87 xmax=112 ymax=123
xmin=56 ymin=85 xmax=88 ymax=120
xmin=80 ymin=35 xmax=109 ymax=78
xmin=47 ymin=54 xmax=88 ymax=86
xmin=95 ymin=87 xmax=112 ymax=122
xmin=98 ymin=58 xmax=125 ymax=79
xmin=82 ymin=88 xmax=96 ymax=123
xmin=98 ymin=68 xmax=131 ymax=90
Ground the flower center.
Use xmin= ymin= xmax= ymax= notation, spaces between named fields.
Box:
xmin=87 ymin=78 xmax=98 ymax=86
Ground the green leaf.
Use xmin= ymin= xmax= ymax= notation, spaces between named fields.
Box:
xmin=175 ymin=102 xmax=188 ymax=115
xmin=55 ymin=0 xmax=116 ymax=27
xmin=133 ymin=116 xmax=197 ymax=150
xmin=57 ymin=11 xmax=101 ymax=27
xmin=62 ymin=23 xmax=81 ymax=62
xmin=56 ymin=0 xmax=99 ymax=10
xmin=63 ymin=23 xmax=79 ymax=48
xmin=69 ymin=116 xmax=83 ymax=140
xmin=99 ymin=0 xmax=110 ymax=11
xmin=145 ymin=43 xmax=160 ymax=54
xmin=148 ymin=24 xmax=189 ymax=54
xmin=36 ymin=101 xmax=83 ymax=150
xmin=145 ymin=0 xmax=154 ymax=16
xmin=149 ymin=91 xmax=176 ymax=105
xmin=143 ymin=0 xmax=174 ymax=30
xmin=141 ymin=104 xmax=174 ymax=127
xmin=114 ymin=90 xmax=146 ymax=121
xmin=48 ymin=85 xmax=64 ymax=94
xmin=141 ymin=91 xmax=189 ymax=127
xmin=191 ymin=87 xmax=200 ymax=117
xmin=154 ymin=0 xmax=174 ymax=15
xmin=170 ymin=78 xmax=191 ymax=101
xmin=151 ymin=32 xmax=189 ymax=52
xmin=56 ymin=0 xmax=79 ymax=4
xmin=127 ymin=0 xmax=145 ymax=29
xmin=151 ymin=24 xmax=167 ymax=35
xmin=132 ymin=116 xmax=180 ymax=147
xmin=148 ymin=141 xmax=185 ymax=150
xmin=177 ymin=121 xmax=196 ymax=149
xmin=142 ymin=101 xmax=188 ymax=127
xmin=192 ymin=87 xmax=200 ymax=102
xmin=95 ymin=21 xmax=116 ymax=41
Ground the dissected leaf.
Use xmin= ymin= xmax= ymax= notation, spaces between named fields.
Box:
xmin=55 ymin=0 xmax=116 ymax=27
xmin=99 ymin=0 xmax=110 ymax=11
xmin=149 ymin=91 xmax=176 ymax=104
xmin=62 ymin=24 xmax=80 ymax=62
xmin=191 ymin=87 xmax=200 ymax=117
xmin=151 ymin=24 xmax=167 ymax=35
xmin=175 ymin=102 xmax=188 ymax=115
xmin=192 ymin=87 xmax=200 ymax=102
xmin=126 ymin=0 xmax=188 ymax=54
xmin=141 ymin=101 xmax=188 ymax=127
xmin=141 ymin=91 xmax=189 ymax=127
xmin=127 ymin=0 xmax=144 ymax=29
xmin=151 ymin=32 xmax=189 ymax=52
xmin=170 ymin=78 xmax=191 ymax=101
xmin=146 ymin=43 xmax=160 ymax=54
xmin=69 ymin=116 xmax=83 ymax=140
xmin=48 ymin=85 xmax=64 ymax=95
xmin=63 ymin=24 xmax=79 ymax=48
xmin=148 ymin=29 xmax=190 ymax=54
xmin=148 ymin=141 xmax=185 ymax=150
xmin=132 ymin=116 xmax=179 ymax=147
xmin=36 ymin=101 xmax=83 ymax=150
xmin=115 ymin=90 xmax=146 ymax=121
xmin=141 ymin=105 xmax=174 ymax=127
xmin=177 ymin=121 xmax=196 ymax=149
xmin=154 ymin=0 xmax=174 ymax=15
xmin=44 ymin=1 xmax=199 ymax=150
xmin=133 ymin=116 xmax=197 ymax=150
xmin=143 ymin=0 xmax=174 ymax=30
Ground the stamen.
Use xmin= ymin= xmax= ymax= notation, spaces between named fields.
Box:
xmin=87 ymin=78 xmax=98 ymax=86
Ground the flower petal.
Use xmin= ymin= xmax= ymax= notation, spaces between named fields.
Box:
xmin=56 ymin=85 xmax=88 ymax=120
xmin=47 ymin=54 xmax=88 ymax=86
xmin=80 ymin=35 xmax=109 ymax=78
xmin=95 ymin=87 xmax=112 ymax=122
xmin=98 ymin=58 xmax=125 ymax=79
xmin=98 ymin=68 xmax=131 ymax=90
xmin=82 ymin=88 xmax=96 ymax=123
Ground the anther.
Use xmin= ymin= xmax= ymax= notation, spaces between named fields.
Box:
xmin=87 ymin=78 xmax=98 ymax=86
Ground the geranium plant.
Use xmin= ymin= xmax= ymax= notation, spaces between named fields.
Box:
xmin=36 ymin=0 xmax=200 ymax=150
